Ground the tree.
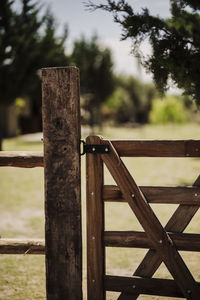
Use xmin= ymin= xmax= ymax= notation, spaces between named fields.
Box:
xmin=103 ymin=75 xmax=157 ymax=124
xmin=71 ymin=35 xmax=114 ymax=128
xmin=21 ymin=10 xmax=70 ymax=133
xmin=116 ymin=75 xmax=158 ymax=123
xmin=87 ymin=0 xmax=200 ymax=105
xmin=0 ymin=0 xmax=69 ymax=149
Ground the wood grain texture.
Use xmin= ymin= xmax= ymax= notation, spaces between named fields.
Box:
xmin=104 ymin=231 xmax=200 ymax=251
xmin=86 ymin=136 xmax=105 ymax=300
xmin=0 ymin=151 xmax=43 ymax=167
xmin=103 ymin=185 xmax=200 ymax=204
xmin=105 ymin=275 xmax=187 ymax=298
xmin=118 ymin=177 xmax=200 ymax=300
xmin=0 ymin=239 xmax=45 ymax=254
xmin=111 ymin=140 xmax=200 ymax=157
xmin=42 ymin=67 xmax=82 ymax=300
xmin=100 ymin=138 xmax=200 ymax=300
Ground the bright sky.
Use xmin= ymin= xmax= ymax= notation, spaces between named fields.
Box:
xmin=14 ymin=0 xmax=172 ymax=82
xmin=42 ymin=0 xmax=171 ymax=82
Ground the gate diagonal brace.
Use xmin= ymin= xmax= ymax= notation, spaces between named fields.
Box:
xmin=120 ymin=175 xmax=200 ymax=300
xmin=80 ymin=140 xmax=109 ymax=155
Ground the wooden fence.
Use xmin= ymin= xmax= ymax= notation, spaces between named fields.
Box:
xmin=86 ymin=136 xmax=200 ymax=300
xmin=1 ymin=66 xmax=200 ymax=300
xmin=0 ymin=67 xmax=82 ymax=300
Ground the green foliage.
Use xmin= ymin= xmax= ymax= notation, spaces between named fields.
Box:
xmin=0 ymin=0 xmax=69 ymax=105
xmin=71 ymin=35 xmax=114 ymax=127
xmin=87 ymin=0 xmax=200 ymax=105
xmin=15 ymin=97 xmax=25 ymax=115
xmin=103 ymin=75 xmax=158 ymax=124
xmin=149 ymin=96 xmax=189 ymax=124
xmin=15 ymin=97 xmax=25 ymax=108
xmin=106 ymin=89 xmax=124 ymax=110
xmin=117 ymin=76 xmax=158 ymax=123
xmin=105 ymin=87 xmax=134 ymax=123
xmin=0 ymin=0 xmax=70 ymax=148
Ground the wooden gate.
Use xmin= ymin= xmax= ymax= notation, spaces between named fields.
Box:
xmin=86 ymin=135 xmax=200 ymax=300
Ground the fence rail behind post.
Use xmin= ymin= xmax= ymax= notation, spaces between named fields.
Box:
xmin=42 ymin=67 xmax=82 ymax=300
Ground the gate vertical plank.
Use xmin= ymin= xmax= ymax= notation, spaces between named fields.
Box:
xmin=86 ymin=136 xmax=105 ymax=300
xmin=42 ymin=67 xmax=82 ymax=300
xmin=100 ymin=137 xmax=200 ymax=300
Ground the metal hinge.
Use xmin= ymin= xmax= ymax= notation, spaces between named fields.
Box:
xmin=80 ymin=140 xmax=109 ymax=156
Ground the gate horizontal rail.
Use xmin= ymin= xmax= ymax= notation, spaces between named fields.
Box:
xmin=104 ymin=231 xmax=200 ymax=251
xmin=103 ymin=185 xmax=200 ymax=204
xmin=104 ymin=275 xmax=200 ymax=298
xmin=111 ymin=139 xmax=200 ymax=157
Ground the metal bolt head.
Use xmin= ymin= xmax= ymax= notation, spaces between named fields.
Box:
xmin=91 ymin=192 xmax=94 ymax=196
xmin=132 ymin=285 xmax=136 ymax=289
xmin=159 ymin=239 xmax=163 ymax=244
xmin=187 ymin=290 xmax=191 ymax=294
xmin=92 ymin=147 xmax=96 ymax=152
xmin=92 ymin=236 xmax=95 ymax=240
xmin=195 ymin=193 xmax=198 ymax=197
xmin=105 ymin=147 xmax=109 ymax=152
xmin=131 ymin=194 xmax=134 ymax=198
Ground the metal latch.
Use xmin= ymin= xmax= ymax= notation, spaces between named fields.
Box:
xmin=80 ymin=140 xmax=109 ymax=156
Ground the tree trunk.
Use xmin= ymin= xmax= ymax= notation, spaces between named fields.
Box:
xmin=0 ymin=136 xmax=2 ymax=151
xmin=88 ymin=104 xmax=95 ymax=134
xmin=0 ymin=104 xmax=4 ymax=151
xmin=0 ymin=121 xmax=3 ymax=151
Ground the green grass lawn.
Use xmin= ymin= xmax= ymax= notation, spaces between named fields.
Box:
xmin=0 ymin=123 xmax=200 ymax=300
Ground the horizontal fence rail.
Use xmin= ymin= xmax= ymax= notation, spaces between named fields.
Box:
xmin=104 ymin=231 xmax=200 ymax=251
xmin=0 ymin=151 xmax=43 ymax=167
xmin=104 ymin=275 xmax=199 ymax=298
xmin=1 ymin=139 xmax=200 ymax=168
xmin=2 ymin=230 xmax=200 ymax=255
xmin=111 ymin=140 xmax=200 ymax=157
xmin=0 ymin=239 xmax=45 ymax=254
xmin=103 ymin=185 xmax=200 ymax=204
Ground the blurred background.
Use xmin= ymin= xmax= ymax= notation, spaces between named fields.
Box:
xmin=1 ymin=0 xmax=199 ymax=150
xmin=1 ymin=1 xmax=200 ymax=299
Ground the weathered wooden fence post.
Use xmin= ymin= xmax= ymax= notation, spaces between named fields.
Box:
xmin=42 ymin=67 xmax=82 ymax=300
